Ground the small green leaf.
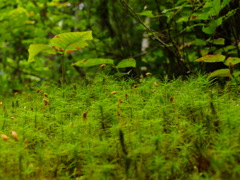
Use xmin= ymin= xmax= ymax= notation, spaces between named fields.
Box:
xmin=138 ymin=10 xmax=155 ymax=18
xmin=208 ymin=69 xmax=230 ymax=78
xmin=177 ymin=16 xmax=189 ymax=23
xmin=221 ymin=0 xmax=231 ymax=8
xmin=50 ymin=31 xmax=93 ymax=54
xmin=195 ymin=54 xmax=226 ymax=63
xmin=202 ymin=21 xmax=217 ymax=35
xmin=224 ymin=57 xmax=240 ymax=66
xmin=72 ymin=58 xmax=114 ymax=67
xmin=233 ymin=71 xmax=240 ymax=77
xmin=211 ymin=0 xmax=221 ymax=16
xmin=194 ymin=39 xmax=207 ymax=46
xmin=190 ymin=13 xmax=209 ymax=21
xmin=28 ymin=44 xmax=56 ymax=62
xmin=116 ymin=58 xmax=136 ymax=68
xmin=224 ymin=45 xmax=237 ymax=52
xmin=212 ymin=38 xmax=225 ymax=45
xmin=202 ymin=18 xmax=222 ymax=35
xmin=203 ymin=0 xmax=221 ymax=16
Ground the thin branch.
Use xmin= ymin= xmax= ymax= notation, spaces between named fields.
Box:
xmin=131 ymin=45 xmax=161 ymax=58
xmin=120 ymin=0 xmax=192 ymax=74
xmin=120 ymin=0 xmax=168 ymax=48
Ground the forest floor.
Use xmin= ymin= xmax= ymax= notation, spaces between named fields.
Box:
xmin=0 ymin=73 xmax=240 ymax=179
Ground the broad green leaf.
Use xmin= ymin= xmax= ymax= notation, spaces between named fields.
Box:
xmin=116 ymin=58 xmax=136 ymax=68
xmin=216 ymin=17 xmax=223 ymax=26
xmin=224 ymin=45 xmax=237 ymax=51
xmin=195 ymin=54 xmax=226 ymax=63
xmin=28 ymin=44 xmax=56 ymax=62
xmin=212 ymin=38 xmax=225 ymax=45
xmin=224 ymin=57 xmax=240 ymax=66
xmin=202 ymin=24 xmax=215 ymax=35
xmin=138 ymin=10 xmax=155 ymax=18
xmin=72 ymin=58 xmax=114 ymax=67
xmin=208 ymin=69 xmax=230 ymax=78
xmin=176 ymin=16 xmax=189 ymax=23
xmin=50 ymin=31 xmax=93 ymax=54
xmin=203 ymin=0 xmax=221 ymax=16
xmin=221 ymin=0 xmax=231 ymax=8
xmin=194 ymin=39 xmax=207 ymax=46
xmin=190 ymin=12 xmax=209 ymax=21
xmin=200 ymin=47 xmax=219 ymax=56
xmin=211 ymin=0 xmax=221 ymax=16
xmin=202 ymin=17 xmax=222 ymax=35
xmin=233 ymin=71 xmax=240 ymax=77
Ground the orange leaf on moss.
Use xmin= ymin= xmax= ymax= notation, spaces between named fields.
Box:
xmin=67 ymin=50 xmax=73 ymax=53
xmin=76 ymin=46 xmax=82 ymax=50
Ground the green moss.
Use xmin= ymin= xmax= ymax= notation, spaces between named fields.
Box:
xmin=0 ymin=73 xmax=240 ymax=179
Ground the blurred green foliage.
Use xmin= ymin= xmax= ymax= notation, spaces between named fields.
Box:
xmin=0 ymin=0 xmax=240 ymax=94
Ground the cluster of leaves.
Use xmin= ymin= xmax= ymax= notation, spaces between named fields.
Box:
xmin=196 ymin=54 xmax=240 ymax=79
xmin=0 ymin=0 xmax=240 ymax=93
xmin=126 ymin=0 xmax=240 ymax=76
xmin=0 ymin=0 xmax=142 ymax=94
xmin=28 ymin=31 xmax=93 ymax=62
xmin=28 ymin=31 xmax=137 ymax=79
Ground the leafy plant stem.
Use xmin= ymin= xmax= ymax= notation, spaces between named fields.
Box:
xmin=228 ymin=77 xmax=231 ymax=100
xmin=61 ymin=53 xmax=65 ymax=85
xmin=172 ymin=101 xmax=185 ymax=144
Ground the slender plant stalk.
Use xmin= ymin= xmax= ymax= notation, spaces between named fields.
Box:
xmin=61 ymin=54 xmax=65 ymax=84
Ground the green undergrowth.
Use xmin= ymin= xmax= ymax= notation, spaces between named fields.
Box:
xmin=0 ymin=74 xmax=240 ymax=180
